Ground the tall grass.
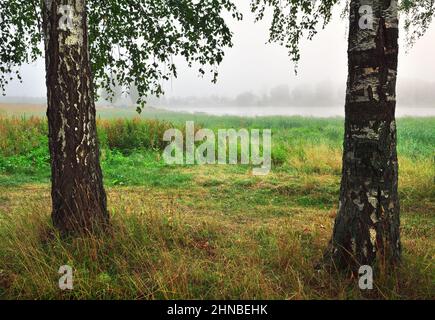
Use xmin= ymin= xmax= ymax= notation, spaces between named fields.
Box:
xmin=0 ymin=114 xmax=433 ymax=185
xmin=1 ymin=114 xmax=433 ymax=160
xmin=0 ymin=116 xmax=47 ymax=157
xmin=98 ymin=118 xmax=176 ymax=152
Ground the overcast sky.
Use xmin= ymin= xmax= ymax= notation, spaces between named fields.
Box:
xmin=4 ymin=2 xmax=435 ymax=101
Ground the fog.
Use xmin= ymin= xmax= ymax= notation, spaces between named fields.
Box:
xmin=2 ymin=2 xmax=435 ymax=116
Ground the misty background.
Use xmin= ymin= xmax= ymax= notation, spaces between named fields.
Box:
xmin=1 ymin=3 xmax=435 ymax=117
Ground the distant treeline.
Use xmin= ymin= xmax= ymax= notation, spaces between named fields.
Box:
xmin=156 ymin=80 xmax=435 ymax=108
xmin=1 ymin=79 xmax=433 ymax=108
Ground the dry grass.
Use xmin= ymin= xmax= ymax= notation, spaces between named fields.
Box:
xmin=0 ymin=159 xmax=433 ymax=300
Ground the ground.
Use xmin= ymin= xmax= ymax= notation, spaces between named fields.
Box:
xmin=0 ymin=105 xmax=433 ymax=299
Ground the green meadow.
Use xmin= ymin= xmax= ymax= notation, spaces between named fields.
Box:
xmin=0 ymin=105 xmax=434 ymax=299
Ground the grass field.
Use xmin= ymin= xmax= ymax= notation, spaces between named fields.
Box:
xmin=0 ymin=104 xmax=434 ymax=299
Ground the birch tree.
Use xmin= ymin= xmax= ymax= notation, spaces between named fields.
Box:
xmin=252 ymin=0 xmax=434 ymax=270
xmin=0 ymin=0 xmax=241 ymax=233
xmin=329 ymin=0 xmax=401 ymax=269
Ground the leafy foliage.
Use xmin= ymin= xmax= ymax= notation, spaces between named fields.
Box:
xmin=401 ymin=0 xmax=435 ymax=48
xmin=0 ymin=0 xmax=43 ymax=94
xmin=251 ymin=0 xmax=435 ymax=70
xmin=87 ymin=0 xmax=242 ymax=109
xmin=250 ymin=0 xmax=340 ymax=71
xmin=1 ymin=0 xmax=434 ymax=104
xmin=0 ymin=0 xmax=242 ymax=108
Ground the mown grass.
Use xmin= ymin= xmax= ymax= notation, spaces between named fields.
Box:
xmin=0 ymin=111 xmax=433 ymax=299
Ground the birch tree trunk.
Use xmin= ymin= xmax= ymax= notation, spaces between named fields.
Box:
xmin=326 ymin=0 xmax=401 ymax=270
xmin=42 ymin=0 xmax=109 ymax=233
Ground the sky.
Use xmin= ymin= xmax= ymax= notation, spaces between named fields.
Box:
xmin=4 ymin=2 xmax=435 ymax=104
